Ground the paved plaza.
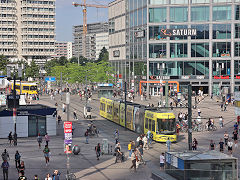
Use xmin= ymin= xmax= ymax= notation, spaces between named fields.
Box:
xmin=0 ymin=93 xmax=239 ymax=179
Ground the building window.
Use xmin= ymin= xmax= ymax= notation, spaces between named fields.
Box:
xmin=149 ymin=0 xmax=167 ymax=5
xmin=191 ymin=24 xmax=209 ymax=39
xmin=170 ymin=0 xmax=188 ymax=4
xmin=235 ymin=42 xmax=240 ymax=56
xmin=212 ymin=42 xmax=231 ymax=57
xmin=213 ymin=6 xmax=231 ymax=21
xmin=170 ymin=43 xmax=188 ymax=58
xmin=234 ymin=60 xmax=240 ymax=75
xmin=149 ymin=43 xmax=167 ymax=58
xmin=138 ymin=9 xmax=143 ymax=26
xmin=213 ymin=24 xmax=231 ymax=39
xmin=149 ymin=25 xmax=167 ymax=40
xmin=191 ymin=43 xmax=209 ymax=57
xmin=192 ymin=0 xmax=209 ymax=3
xmin=235 ymin=24 xmax=240 ymax=38
xmin=170 ymin=25 xmax=188 ymax=40
xmin=236 ymin=5 xmax=240 ymax=20
xmin=191 ymin=6 xmax=209 ymax=22
xmin=212 ymin=60 xmax=231 ymax=76
xmin=149 ymin=8 xmax=167 ymax=23
xmin=170 ymin=7 xmax=188 ymax=22
xmin=213 ymin=0 xmax=232 ymax=2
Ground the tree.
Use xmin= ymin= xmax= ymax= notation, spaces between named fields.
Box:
xmin=0 ymin=55 xmax=9 ymax=75
xmin=58 ymin=56 xmax=68 ymax=66
xmin=25 ymin=60 xmax=40 ymax=78
xmin=97 ymin=47 xmax=109 ymax=63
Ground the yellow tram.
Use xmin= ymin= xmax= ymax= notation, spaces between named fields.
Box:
xmin=11 ymin=81 xmax=38 ymax=95
xmin=99 ymin=97 xmax=177 ymax=142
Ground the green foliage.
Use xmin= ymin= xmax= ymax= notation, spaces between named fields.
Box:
xmin=97 ymin=47 xmax=109 ymax=63
xmin=25 ymin=60 xmax=40 ymax=78
xmin=0 ymin=55 xmax=9 ymax=75
xmin=58 ymin=56 xmax=68 ymax=66
xmin=69 ymin=56 xmax=88 ymax=65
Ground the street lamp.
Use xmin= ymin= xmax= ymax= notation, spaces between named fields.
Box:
xmin=65 ymin=91 xmax=70 ymax=178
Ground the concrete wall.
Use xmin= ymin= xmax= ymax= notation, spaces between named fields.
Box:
xmin=0 ymin=116 xmax=28 ymax=138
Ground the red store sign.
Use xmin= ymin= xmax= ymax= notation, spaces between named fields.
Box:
xmin=214 ymin=76 xmax=230 ymax=79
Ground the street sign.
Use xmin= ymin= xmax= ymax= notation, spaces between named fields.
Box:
xmin=64 ymin=121 xmax=72 ymax=145
xmin=7 ymin=95 xmax=20 ymax=100
xmin=45 ymin=76 xmax=56 ymax=82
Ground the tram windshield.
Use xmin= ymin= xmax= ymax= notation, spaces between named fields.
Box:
xmin=157 ymin=118 xmax=175 ymax=134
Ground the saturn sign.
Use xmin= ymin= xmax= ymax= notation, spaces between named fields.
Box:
xmin=160 ymin=28 xmax=197 ymax=37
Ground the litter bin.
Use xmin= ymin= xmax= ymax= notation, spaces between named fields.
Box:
xmin=72 ymin=145 xmax=80 ymax=155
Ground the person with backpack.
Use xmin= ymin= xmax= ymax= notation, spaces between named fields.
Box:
xmin=43 ymin=145 xmax=50 ymax=166
xmin=95 ymin=143 xmax=101 ymax=160
xmin=1 ymin=160 xmax=9 ymax=180
xmin=37 ymin=134 xmax=42 ymax=149
xmin=15 ymin=151 xmax=21 ymax=168
xmin=85 ymin=129 xmax=89 ymax=144
xmin=2 ymin=149 xmax=10 ymax=162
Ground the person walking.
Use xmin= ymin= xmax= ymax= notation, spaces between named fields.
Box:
xmin=128 ymin=141 xmax=132 ymax=158
xmin=197 ymin=108 xmax=201 ymax=116
xmin=95 ymin=143 xmax=101 ymax=160
xmin=227 ymin=139 xmax=233 ymax=155
xmin=15 ymin=151 xmax=21 ymax=169
xmin=219 ymin=138 xmax=224 ymax=153
xmin=17 ymin=161 xmax=25 ymax=176
xmin=129 ymin=149 xmax=137 ymax=172
xmin=219 ymin=116 xmax=223 ymax=128
xmin=37 ymin=133 xmax=42 ymax=149
xmin=13 ymin=132 xmax=17 ymax=146
xmin=18 ymin=171 xmax=27 ymax=180
xmin=114 ymin=129 xmax=119 ymax=144
xmin=45 ymin=133 xmax=50 ymax=146
xmin=52 ymin=170 xmax=61 ymax=180
xmin=43 ymin=145 xmax=50 ymax=166
xmin=166 ymin=138 xmax=171 ymax=152
xmin=209 ymin=140 xmax=215 ymax=150
xmin=84 ymin=129 xmax=89 ymax=144
xmin=73 ymin=111 xmax=78 ymax=120
xmin=1 ymin=160 xmax=9 ymax=180
xmin=34 ymin=175 xmax=40 ymax=180
xmin=224 ymin=131 xmax=229 ymax=146
xmin=192 ymin=138 xmax=198 ymax=150
xmin=45 ymin=173 xmax=52 ymax=180
xmin=160 ymin=153 xmax=165 ymax=170
xmin=1 ymin=149 xmax=10 ymax=162
xmin=57 ymin=115 xmax=61 ymax=125
xmin=8 ymin=132 xmax=13 ymax=146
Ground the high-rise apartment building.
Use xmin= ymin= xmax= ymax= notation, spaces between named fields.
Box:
xmin=0 ymin=0 xmax=56 ymax=66
xmin=96 ymin=32 xmax=109 ymax=60
xmin=73 ymin=22 xmax=108 ymax=60
xmin=53 ymin=41 xmax=72 ymax=59
xmin=109 ymin=0 xmax=240 ymax=96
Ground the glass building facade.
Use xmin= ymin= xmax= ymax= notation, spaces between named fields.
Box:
xmin=110 ymin=0 xmax=240 ymax=95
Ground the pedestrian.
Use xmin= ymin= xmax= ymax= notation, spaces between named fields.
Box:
xmin=45 ymin=133 xmax=50 ymax=146
xmin=192 ymin=138 xmax=198 ymax=150
xmin=221 ymin=103 xmax=223 ymax=111
xmin=114 ymin=129 xmax=119 ymax=144
xmin=57 ymin=115 xmax=61 ymax=125
xmin=34 ymin=175 xmax=39 ymax=180
xmin=13 ymin=132 xmax=17 ymax=146
xmin=73 ymin=110 xmax=78 ymax=120
xmin=129 ymin=149 xmax=137 ymax=172
xmin=227 ymin=139 xmax=233 ymax=155
xmin=160 ymin=153 xmax=165 ymax=170
xmin=84 ymin=129 xmax=89 ymax=144
xmin=1 ymin=160 xmax=9 ymax=180
xmin=234 ymin=122 xmax=238 ymax=131
xmin=147 ymin=130 xmax=152 ymax=146
xmin=95 ymin=143 xmax=101 ymax=160
xmin=198 ymin=108 xmax=201 ymax=116
xmin=45 ymin=173 xmax=52 ymax=180
xmin=232 ymin=129 xmax=238 ymax=144
xmin=37 ymin=133 xmax=42 ymax=149
xmin=18 ymin=161 xmax=25 ymax=176
xmin=115 ymin=142 xmax=123 ymax=163
xmin=142 ymin=135 xmax=148 ymax=150
xmin=209 ymin=140 xmax=215 ymax=150
xmin=43 ymin=145 xmax=50 ymax=166
xmin=128 ymin=141 xmax=132 ymax=158
xmin=219 ymin=116 xmax=223 ymax=128
xmin=219 ymin=138 xmax=224 ymax=153
xmin=52 ymin=170 xmax=61 ymax=180
xmin=15 ymin=151 xmax=21 ymax=169
xmin=224 ymin=103 xmax=227 ymax=111
xmin=166 ymin=138 xmax=171 ymax=152
xmin=8 ymin=132 xmax=13 ymax=146
xmin=1 ymin=149 xmax=10 ymax=162
xmin=224 ymin=131 xmax=229 ymax=146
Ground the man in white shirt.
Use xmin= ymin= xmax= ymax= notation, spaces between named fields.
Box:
xmin=160 ymin=153 xmax=165 ymax=170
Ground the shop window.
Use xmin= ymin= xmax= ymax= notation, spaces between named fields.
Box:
xmin=149 ymin=43 xmax=167 ymax=58
xmin=191 ymin=6 xmax=209 ymax=22
xmin=149 ymin=25 xmax=167 ymax=40
xmin=213 ymin=24 xmax=231 ymax=39
xmin=213 ymin=6 xmax=231 ymax=21
xmin=212 ymin=60 xmax=231 ymax=76
xmin=191 ymin=24 xmax=209 ymax=40
xmin=234 ymin=60 xmax=240 ymax=75
xmin=191 ymin=43 xmax=209 ymax=57
xmin=149 ymin=8 xmax=167 ymax=23
xmin=236 ymin=5 xmax=240 ymax=20
xmin=212 ymin=42 xmax=231 ymax=57
xmin=235 ymin=24 xmax=240 ymax=38
xmin=235 ymin=42 xmax=240 ymax=56
xmin=170 ymin=7 xmax=188 ymax=22
xmin=170 ymin=43 xmax=188 ymax=58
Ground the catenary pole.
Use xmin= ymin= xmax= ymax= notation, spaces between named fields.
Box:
xmin=188 ymin=84 xmax=192 ymax=150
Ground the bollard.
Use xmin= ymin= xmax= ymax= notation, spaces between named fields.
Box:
xmin=72 ymin=145 xmax=80 ymax=155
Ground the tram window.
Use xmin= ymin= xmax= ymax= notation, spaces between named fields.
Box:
xmin=152 ymin=120 xmax=155 ymax=131
xmin=149 ymin=119 xmax=152 ymax=131
xmin=145 ymin=118 xmax=148 ymax=129
xmin=157 ymin=118 xmax=175 ymax=134
xmin=23 ymin=86 xmax=29 ymax=90
xmin=15 ymin=85 xmax=20 ymax=90
xmin=30 ymin=86 xmax=37 ymax=90
xmin=107 ymin=105 xmax=112 ymax=114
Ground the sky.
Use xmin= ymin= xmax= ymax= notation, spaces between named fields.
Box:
xmin=56 ymin=0 xmax=112 ymax=42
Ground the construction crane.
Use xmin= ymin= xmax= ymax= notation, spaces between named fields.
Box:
xmin=72 ymin=1 xmax=108 ymax=59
